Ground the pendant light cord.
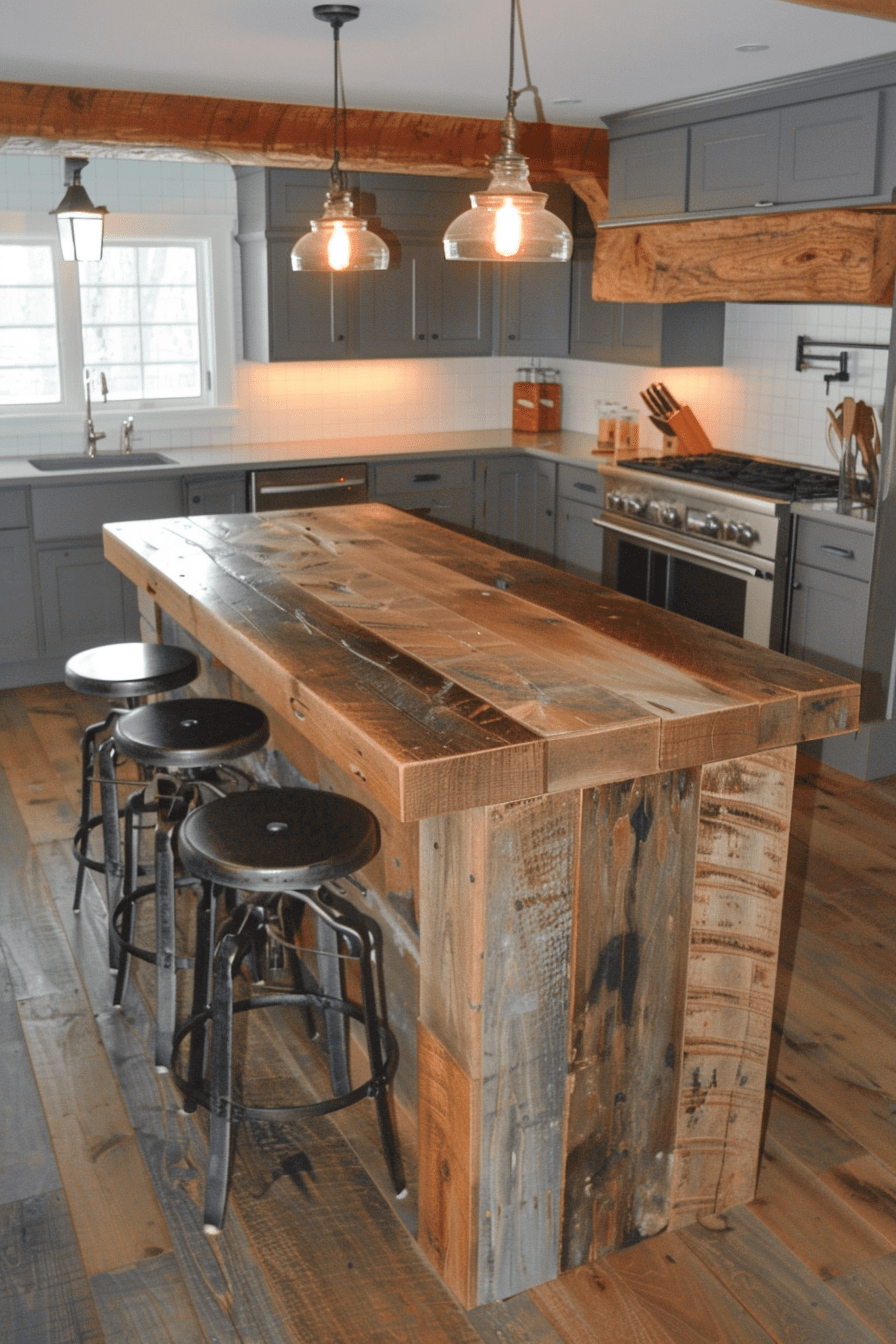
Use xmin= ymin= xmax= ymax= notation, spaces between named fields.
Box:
xmin=506 ymin=0 xmax=517 ymax=117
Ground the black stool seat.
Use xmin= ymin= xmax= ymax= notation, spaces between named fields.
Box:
xmin=171 ymin=787 xmax=405 ymax=1233
xmin=176 ymin=788 xmax=380 ymax=890
xmin=66 ymin=642 xmax=200 ymax=918
xmin=113 ymin=698 xmax=270 ymax=769
xmin=65 ymin=642 xmax=199 ymax=700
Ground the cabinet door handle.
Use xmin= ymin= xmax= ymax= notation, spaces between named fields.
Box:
xmin=819 ymin=544 xmax=855 ymax=560
xmin=507 ymin=333 xmax=517 ymax=341
xmin=792 ymin=581 xmax=803 ymax=590
xmin=573 ymin=482 xmax=597 ymax=494
xmin=431 ymin=333 xmax=439 ymax=339
xmin=754 ymin=200 xmax=775 ymax=208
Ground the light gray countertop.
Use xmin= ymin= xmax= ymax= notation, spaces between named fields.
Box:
xmin=0 ymin=428 xmax=600 ymax=486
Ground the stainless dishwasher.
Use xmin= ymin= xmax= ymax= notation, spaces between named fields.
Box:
xmin=248 ymin=463 xmax=368 ymax=512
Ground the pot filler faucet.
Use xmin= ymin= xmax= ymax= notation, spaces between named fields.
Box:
xmin=85 ymin=368 xmax=106 ymax=457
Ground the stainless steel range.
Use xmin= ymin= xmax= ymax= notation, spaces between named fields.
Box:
xmin=596 ymin=453 xmax=840 ymax=650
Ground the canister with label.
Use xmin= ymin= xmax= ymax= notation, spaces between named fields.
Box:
xmin=512 ymin=367 xmax=540 ymax=432
xmin=538 ymin=368 xmax=562 ymax=431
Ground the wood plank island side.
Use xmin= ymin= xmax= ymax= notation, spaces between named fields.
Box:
xmin=104 ymin=507 xmax=859 ymax=1307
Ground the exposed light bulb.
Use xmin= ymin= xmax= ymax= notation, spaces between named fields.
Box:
xmin=494 ymin=200 xmax=522 ymax=258
xmin=327 ymin=221 xmax=351 ymax=270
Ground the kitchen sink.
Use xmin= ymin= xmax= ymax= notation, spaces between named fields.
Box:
xmin=29 ymin=452 xmax=174 ymax=471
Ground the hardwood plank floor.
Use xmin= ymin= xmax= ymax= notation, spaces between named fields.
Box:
xmin=0 ymin=684 xmax=894 ymax=1342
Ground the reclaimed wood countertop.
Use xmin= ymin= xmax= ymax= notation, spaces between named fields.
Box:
xmin=104 ymin=503 xmax=859 ymax=823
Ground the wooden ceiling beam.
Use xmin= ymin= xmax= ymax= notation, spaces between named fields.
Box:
xmin=0 ymin=80 xmax=608 ymax=223
xmin=591 ymin=208 xmax=896 ymax=305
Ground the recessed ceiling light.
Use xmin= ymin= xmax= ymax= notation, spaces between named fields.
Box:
xmin=553 ymin=98 xmax=582 ymax=105
xmin=736 ymin=43 xmax=769 ymax=52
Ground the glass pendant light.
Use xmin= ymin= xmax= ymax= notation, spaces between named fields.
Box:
xmin=50 ymin=157 xmax=108 ymax=263
xmin=291 ymin=5 xmax=389 ymax=273
xmin=443 ymin=0 xmax=572 ymax=263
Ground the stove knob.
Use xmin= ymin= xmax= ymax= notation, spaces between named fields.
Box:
xmin=646 ymin=499 xmax=662 ymax=523
xmin=624 ymin=495 xmax=646 ymax=517
xmin=661 ymin=505 xmax=681 ymax=527
xmin=701 ymin=513 xmax=720 ymax=538
xmin=607 ymin=491 xmax=623 ymax=511
xmin=737 ymin=524 xmax=757 ymax=546
xmin=723 ymin=519 xmax=741 ymax=542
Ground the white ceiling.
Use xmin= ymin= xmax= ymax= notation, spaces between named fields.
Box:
xmin=3 ymin=0 xmax=896 ymax=127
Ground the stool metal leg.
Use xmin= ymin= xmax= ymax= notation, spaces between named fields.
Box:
xmin=98 ymin=738 xmax=123 ymax=973
xmin=205 ymin=931 xmax=239 ymax=1234
xmin=183 ymin=880 xmax=220 ymax=1112
xmin=314 ymin=911 xmax=351 ymax=1098
xmin=112 ymin=786 xmax=150 ymax=1008
xmin=73 ymin=716 xmax=106 ymax=913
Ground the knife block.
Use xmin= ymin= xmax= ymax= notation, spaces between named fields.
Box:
xmin=666 ymin=405 xmax=713 ymax=456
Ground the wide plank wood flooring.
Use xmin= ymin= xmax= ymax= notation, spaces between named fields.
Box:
xmin=1 ymin=682 xmax=894 ymax=1343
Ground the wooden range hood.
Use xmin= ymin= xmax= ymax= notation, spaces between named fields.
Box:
xmin=591 ymin=207 xmax=896 ymax=307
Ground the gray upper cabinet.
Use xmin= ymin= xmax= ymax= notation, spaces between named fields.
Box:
xmin=495 ymin=184 xmax=574 ymax=357
xmin=777 ymin=90 xmax=881 ymax=204
xmin=236 ymin=167 xmax=358 ymax=362
xmin=570 ymin=240 xmax=724 ymax=366
xmin=608 ymin=128 xmax=689 ymax=219
xmin=607 ymin=67 xmax=887 ymax=220
xmin=689 ymin=110 xmax=780 ymax=212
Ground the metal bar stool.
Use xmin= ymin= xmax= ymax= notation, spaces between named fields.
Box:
xmin=101 ymin=698 xmax=270 ymax=1072
xmin=65 ymin=642 xmax=200 ymax=916
xmin=169 ymin=787 xmax=407 ymax=1234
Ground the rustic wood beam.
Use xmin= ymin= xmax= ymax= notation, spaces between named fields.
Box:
xmin=591 ymin=208 xmax=896 ymax=305
xmin=0 ymin=80 xmax=608 ymax=223
xmin=774 ymin=0 xmax=896 ymax=18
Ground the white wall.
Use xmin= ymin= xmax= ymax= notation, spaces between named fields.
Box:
xmin=1 ymin=153 xmax=891 ymax=466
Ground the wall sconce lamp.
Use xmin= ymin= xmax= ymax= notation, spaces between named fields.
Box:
xmin=50 ymin=157 xmax=108 ymax=263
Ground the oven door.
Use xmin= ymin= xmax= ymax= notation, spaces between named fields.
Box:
xmin=596 ymin=513 xmax=777 ymax=648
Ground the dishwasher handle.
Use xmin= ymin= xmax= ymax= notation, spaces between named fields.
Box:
xmin=257 ymin=476 xmax=367 ymax=497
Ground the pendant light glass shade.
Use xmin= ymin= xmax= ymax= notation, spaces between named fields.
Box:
xmin=291 ymin=187 xmax=388 ymax=272
xmin=443 ymin=0 xmax=572 ymax=264
xmin=443 ymin=114 xmax=572 ymax=262
xmin=291 ymin=5 xmax=389 ymax=273
xmin=50 ymin=158 xmax=108 ymax=263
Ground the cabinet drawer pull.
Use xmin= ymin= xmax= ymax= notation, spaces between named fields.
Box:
xmin=412 ymin=473 xmax=441 ymax=483
xmin=754 ymin=200 xmax=775 ymax=208
xmin=573 ymin=481 xmax=597 ymax=494
xmin=819 ymin=544 xmax=855 ymax=560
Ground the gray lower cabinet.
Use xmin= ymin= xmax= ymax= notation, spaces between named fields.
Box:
xmin=185 ymin=474 xmax=248 ymax=515
xmin=0 ymin=489 xmax=38 ymax=665
xmin=371 ymin=456 xmax=475 ymax=528
xmin=480 ymin=454 xmax=556 ymax=556
xmin=554 ymin=465 xmax=604 ymax=582
xmin=32 ymin=477 xmax=184 ymax=662
xmin=787 ymin=514 xmax=873 ymax=681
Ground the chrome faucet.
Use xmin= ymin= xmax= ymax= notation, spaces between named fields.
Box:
xmin=85 ymin=369 xmax=107 ymax=458
xmin=120 ymin=416 xmax=134 ymax=454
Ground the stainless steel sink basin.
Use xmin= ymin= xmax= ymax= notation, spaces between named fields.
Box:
xmin=29 ymin=452 xmax=174 ymax=471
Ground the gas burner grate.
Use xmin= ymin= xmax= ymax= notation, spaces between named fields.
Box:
xmin=622 ymin=453 xmax=839 ymax=501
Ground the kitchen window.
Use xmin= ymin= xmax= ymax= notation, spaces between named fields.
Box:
xmin=79 ymin=244 xmax=206 ymax=403
xmin=0 ymin=211 xmax=234 ymax=438
xmin=0 ymin=244 xmax=62 ymax=405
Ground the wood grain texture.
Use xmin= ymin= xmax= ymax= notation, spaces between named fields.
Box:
xmin=670 ymin=748 xmax=796 ymax=1226
xmin=561 ymin=769 xmax=699 ymax=1269
xmin=830 ymin=1253 xmax=896 ymax=1342
xmin=417 ymin=1022 xmax=478 ymax=1308
xmin=534 ymin=1232 xmax=776 ymax=1343
xmin=469 ymin=1293 xmax=568 ymax=1344
xmin=0 ymin=1190 xmax=103 ymax=1344
xmin=681 ymin=1206 xmax=885 ymax=1344
xmin=89 ymin=1254 xmax=211 ymax=1344
xmin=0 ymin=946 xmax=60 ymax=1207
xmin=751 ymin=1136 xmax=893 ymax=1279
xmin=0 ymin=79 xmax=607 ymax=192
xmin=590 ymin=209 xmax=896 ymax=306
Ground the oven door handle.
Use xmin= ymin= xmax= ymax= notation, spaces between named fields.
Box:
xmin=593 ymin=516 xmax=773 ymax=579
xmin=257 ymin=477 xmax=367 ymax=496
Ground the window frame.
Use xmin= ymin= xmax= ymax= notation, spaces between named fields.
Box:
xmin=0 ymin=209 xmax=235 ymax=441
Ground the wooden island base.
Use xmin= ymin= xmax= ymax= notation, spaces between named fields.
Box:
xmin=104 ymin=504 xmax=859 ymax=1308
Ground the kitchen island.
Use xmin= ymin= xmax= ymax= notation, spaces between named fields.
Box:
xmin=104 ymin=503 xmax=858 ymax=1308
